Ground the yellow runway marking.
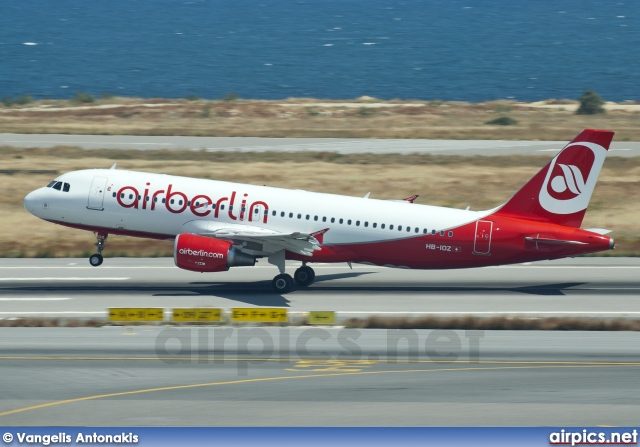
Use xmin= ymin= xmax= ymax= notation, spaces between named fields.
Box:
xmin=1 ymin=361 xmax=639 ymax=418
xmin=1 ymin=355 xmax=640 ymax=366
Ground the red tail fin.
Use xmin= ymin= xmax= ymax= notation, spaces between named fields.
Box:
xmin=491 ymin=129 xmax=614 ymax=228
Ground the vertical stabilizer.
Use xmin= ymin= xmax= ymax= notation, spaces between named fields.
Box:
xmin=491 ymin=129 xmax=614 ymax=228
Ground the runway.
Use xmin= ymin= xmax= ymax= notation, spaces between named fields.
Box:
xmin=3 ymin=133 xmax=640 ymax=156
xmin=0 ymin=327 xmax=639 ymax=426
xmin=1 ymin=258 xmax=640 ymax=319
xmin=1 ymin=258 xmax=640 ymax=425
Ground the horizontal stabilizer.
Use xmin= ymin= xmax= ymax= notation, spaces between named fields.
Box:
xmin=585 ymin=228 xmax=612 ymax=235
xmin=524 ymin=236 xmax=586 ymax=246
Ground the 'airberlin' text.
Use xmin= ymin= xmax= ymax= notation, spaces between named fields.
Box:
xmin=114 ymin=183 xmax=269 ymax=223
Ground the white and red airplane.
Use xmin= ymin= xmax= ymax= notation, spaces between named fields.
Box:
xmin=24 ymin=129 xmax=615 ymax=293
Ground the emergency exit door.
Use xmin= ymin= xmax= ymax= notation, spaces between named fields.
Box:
xmin=473 ymin=220 xmax=493 ymax=255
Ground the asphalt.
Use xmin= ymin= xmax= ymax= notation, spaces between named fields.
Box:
xmin=0 ymin=258 xmax=639 ymax=425
xmin=0 ymin=327 xmax=639 ymax=426
xmin=3 ymin=134 xmax=640 ymax=156
xmin=1 ymin=258 xmax=640 ymax=319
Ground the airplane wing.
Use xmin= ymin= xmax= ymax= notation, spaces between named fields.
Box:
xmin=206 ymin=227 xmax=322 ymax=256
xmin=180 ymin=221 xmax=325 ymax=257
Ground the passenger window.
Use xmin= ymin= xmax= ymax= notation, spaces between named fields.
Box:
xmin=364 ymin=222 xmax=368 ymax=227
xmin=423 ymin=229 xmax=428 ymax=234
xmin=63 ymin=183 xmax=70 ymax=192
xmin=112 ymin=192 xmax=116 ymax=198
xmin=440 ymin=231 xmax=445 ymax=236
xmin=398 ymin=225 xmax=402 ymax=231
xmin=53 ymin=182 xmax=62 ymax=191
xmin=339 ymin=218 xmax=343 ymax=224
xmin=381 ymin=224 xmax=385 ymax=229
xmin=373 ymin=223 xmax=377 ymax=228
xmin=314 ymin=216 xmax=318 ymax=221
xmin=356 ymin=221 xmax=360 ymax=226
xmin=432 ymin=230 xmax=436 ymax=235
xmin=187 ymin=200 xmax=191 ymax=206
xmin=221 ymin=205 xmax=225 ymax=210
xmin=297 ymin=213 xmax=301 ymax=219
xmin=281 ymin=211 xmax=285 ymax=217
xmin=347 ymin=219 xmax=352 ymax=225
xmin=306 ymin=214 xmax=310 ymax=220
xmin=322 ymin=217 xmax=327 ymax=222
xmin=162 ymin=198 xmax=166 ymax=204
xmin=272 ymin=210 xmax=276 ymax=216
xmin=255 ymin=208 xmax=259 ymax=214
xmin=448 ymin=231 xmax=453 ymax=237
xmin=331 ymin=218 xmax=335 ymax=223
xmin=390 ymin=225 xmax=394 ymax=230
xmin=289 ymin=212 xmax=293 ymax=218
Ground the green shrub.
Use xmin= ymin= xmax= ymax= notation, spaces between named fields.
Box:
xmin=357 ymin=107 xmax=376 ymax=117
xmin=576 ymin=90 xmax=605 ymax=115
xmin=222 ymin=92 xmax=239 ymax=101
xmin=200 ymin=105 xmax=211 ymax=118
xmin=14 ymin=95 xmax=33 ymax=105
xmin=185 ymin=95 xmax=200 ymax=101
xmin=73 ymin=92 xmax=95 ymax=104
xmin=1 ymin=96 xmax=14 ymax=107
xmin=485 ymin=116 xmax=518 ymax=126
xmin=306 ymin=108 xmax=320 ymax=116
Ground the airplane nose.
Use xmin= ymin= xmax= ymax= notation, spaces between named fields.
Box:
xmin=24 ymin=189 xmax=48 ymax=216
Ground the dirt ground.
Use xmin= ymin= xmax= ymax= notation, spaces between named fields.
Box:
xmin=2 ymin=97 xmax=640 ymax=140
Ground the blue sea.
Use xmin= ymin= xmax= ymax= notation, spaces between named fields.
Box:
xmin=1 ymin=0 xmax=639 ymax=102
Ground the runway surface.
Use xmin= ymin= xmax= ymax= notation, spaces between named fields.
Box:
xmin=1 ymin=258 xmax=640 ymax=319
xmin=3 ymin=134 xmax=640 ymax=156
xmin=0 ymin=327 xmax=639 ymax=426
xmin=1 ymin=258 xmax=640 ymax=425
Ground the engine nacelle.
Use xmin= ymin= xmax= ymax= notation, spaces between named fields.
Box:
xmin=174 ymin=233 xmax=255 ymax=273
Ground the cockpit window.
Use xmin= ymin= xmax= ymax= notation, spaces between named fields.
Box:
xmin=47 ymin=181 xmax=57 ymax=188
xmin=63 ymin=183 xmax=70 ymax=192
xmin=52 ymin=182 xmax=62 ymax=191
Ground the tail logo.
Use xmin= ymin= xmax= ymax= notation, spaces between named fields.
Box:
xmin=539 ymin=142 xmax=606 ymax=215
xmin=550 ymin=163 xmax=586 ymax=198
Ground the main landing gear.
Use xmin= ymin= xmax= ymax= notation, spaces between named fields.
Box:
xmin=89 ymin=232 xmax=108 ymax=267
xmin=270 ymin=262 xmax=316 ymax=294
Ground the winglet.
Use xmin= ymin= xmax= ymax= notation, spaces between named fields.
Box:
xmin=403 ymin=195 xmax=419 ymax=203
xmin=311 ymin=228 xmax=330 ymax=244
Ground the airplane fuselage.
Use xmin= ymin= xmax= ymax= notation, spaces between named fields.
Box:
xmin=24 ymin=168 xmax=613 ymax=270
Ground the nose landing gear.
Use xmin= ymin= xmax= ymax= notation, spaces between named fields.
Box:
xmin=89 ymin=232 xmax=108 ymax=267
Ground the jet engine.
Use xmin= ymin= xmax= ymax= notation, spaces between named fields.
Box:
xmin=174 ymin=233 xmax=255 ymax=273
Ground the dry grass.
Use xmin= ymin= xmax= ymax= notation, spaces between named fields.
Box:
xmin=345 ymin=316 xmax=640 ymax=331
xmin=2 ymin=97 xmax=640 ymax=140
xmin=2 ymin=145 xmax=640 ymax=257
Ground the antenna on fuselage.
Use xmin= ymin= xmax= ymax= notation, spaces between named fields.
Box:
xmin=110 ymin=163 xmax=117 ymax=170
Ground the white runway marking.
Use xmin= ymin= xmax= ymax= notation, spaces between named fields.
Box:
xmin=0 ymin=277 xmax=130 ymax=281
xmin=0 ymin=298 xmax=71 ymax=301
xmin=0 ymin=311 xmax=104 ymax=315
